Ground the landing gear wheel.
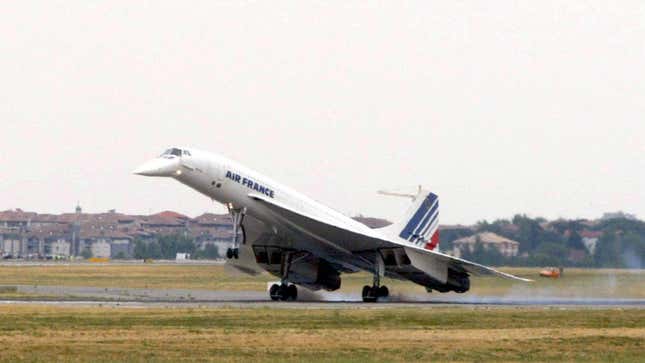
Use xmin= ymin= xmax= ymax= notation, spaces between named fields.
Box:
xmin=269 ymin=284 xmax=280 ymax=301
xmin=287 ymin=284 xmax=298 ymax=301
xmin=362 ymin=285 xmax=378 ymax=303
xmin=270 ymin=284 xmax=298 ymax=302
xmin=278 ymin=284 xmax=290 ymax=301
xmin=362 ymin=285 xmax=371 ymax=300
xmin=226 ymin=248 xmax=240 ymax=260
xmin=361 ymin=285 xmax=389 ymax=302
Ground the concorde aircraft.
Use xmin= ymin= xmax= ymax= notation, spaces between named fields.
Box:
xmin=134 ymin=147 xmax=530 ymax=302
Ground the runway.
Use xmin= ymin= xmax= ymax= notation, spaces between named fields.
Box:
xmin=2 ymin=285 xmax=644 ymax=308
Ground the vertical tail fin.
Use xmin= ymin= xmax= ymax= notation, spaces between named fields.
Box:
xmin=380 ymin=190 xmax=440 ymax=250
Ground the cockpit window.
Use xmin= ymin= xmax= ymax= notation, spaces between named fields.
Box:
xmin=183 ymin=150 xmax=191 ymax=157
xmin=160 ymin=148 xmax=183 ymax=158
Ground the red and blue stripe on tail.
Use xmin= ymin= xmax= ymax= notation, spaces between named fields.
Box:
xmin=398 ymin=192 xmax=440 ymax=250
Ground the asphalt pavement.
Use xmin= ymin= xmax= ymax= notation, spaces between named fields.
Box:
xmin=1 ymin=284 xmax=643 ymax=308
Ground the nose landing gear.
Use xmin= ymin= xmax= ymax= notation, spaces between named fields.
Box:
xmin=226 ymin=207 xmax=246 ymax=260
xmin=226 ymin=248 xmax=239 ymax=259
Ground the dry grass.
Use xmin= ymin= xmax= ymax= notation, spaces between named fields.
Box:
xmin=0 ymin=306 xmax=642 ymax=362
xmin=0 ymin=264 xmax=268 ymax=291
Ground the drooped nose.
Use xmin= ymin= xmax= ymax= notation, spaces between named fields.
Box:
xmin=133 ymin=157 xmax=181 ymax=177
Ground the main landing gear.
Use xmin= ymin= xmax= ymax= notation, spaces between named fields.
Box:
xmin=269 ymin=251 xmax=301 ymax=301
xmin=226 ymin=207 xmax=246 ymax=260
xmin=362 ymin=254 xmax=388 ymax=302
xmin=362 ymin=285 xmax=389 ymax=303
xmin=269 ymin=283 xmax=298 ymax=301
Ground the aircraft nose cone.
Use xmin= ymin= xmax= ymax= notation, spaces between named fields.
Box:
xmin=133 ymin=158 xmax=180 ymax=177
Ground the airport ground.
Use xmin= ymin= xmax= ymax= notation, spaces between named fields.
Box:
xmin=0 ymin=263 xmax=643 ymax=362
xmin=0 ymin=305 xmax=643 ymax=362
xmin=0 ymin=263 xmax=643 ymax=300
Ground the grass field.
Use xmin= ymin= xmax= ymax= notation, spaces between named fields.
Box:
xmin=0 ymin=264 xmax=643 ymax=298
xmin=0 ymin=305 xmax=642 ymax=362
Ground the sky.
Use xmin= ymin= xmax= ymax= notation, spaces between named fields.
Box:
xmin=0 ymin=1 xmax=643 ymax=224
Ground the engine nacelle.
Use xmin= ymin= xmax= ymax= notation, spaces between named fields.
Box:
xmin=446 ymin=271 xmax=470 ymax=293
xmin=425 ymin=270 xmax=470 ymax=294
xmin=289 ymin=258 xmax=341 ymax=291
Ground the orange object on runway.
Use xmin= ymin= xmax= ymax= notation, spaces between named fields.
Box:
xmin=539 ymin=267 xmax=562 ymax=278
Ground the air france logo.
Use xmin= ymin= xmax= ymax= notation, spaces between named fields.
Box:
xmin=226 ymin=171 xmax=275 ymax=198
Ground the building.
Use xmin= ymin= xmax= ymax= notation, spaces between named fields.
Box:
xmin=49 ymin=239 xmax=72 ymax=257
xmin=0 ymin=206 xmax=236 ymax=259
xmin=89 ymin=240 xmax=111 ymax=258
xmin=1 ymin=233 xmax=22 ymax=257
xmin=452 ymin=232 xmax=520 ymax=258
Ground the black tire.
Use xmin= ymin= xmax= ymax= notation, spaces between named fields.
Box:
xmin=226 ymin=248 xmax=233 ymax=259
xmin=269 ymin=284 xmax=280 ymax=301
xmin=287 ymin=285 xmax=298 ymax=301
xmin=362 ymin=286 xmax=378 ymax=303
xmin=233 ymin=249 xmax=239 ymax=259
xmin=279 ymin=284 xmax=290 ymax=301
xmin=378 ymin=286 xmax=389 ymax=298
xmin=362 ymin=285 xmax=371 ymax=300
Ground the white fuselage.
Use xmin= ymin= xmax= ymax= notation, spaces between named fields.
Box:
xmin=134 ymin=148 xmax=381 ymax=246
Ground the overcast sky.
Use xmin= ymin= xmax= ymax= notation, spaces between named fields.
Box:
xmin=0 ymin=1 xmax=643 ymax=224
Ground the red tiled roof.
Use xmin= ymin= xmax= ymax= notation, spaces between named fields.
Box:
xmin=580 ymin=230 xmax=603 ymax=238
xmin=0 ymin=210 xmax=38 ymax=222
xmin=152 ymin=211 xmax=190 ymax=220
xmin=194 ymin=213 xmax=232 ymax=225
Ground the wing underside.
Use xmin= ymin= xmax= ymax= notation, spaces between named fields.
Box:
xmin=248 ymin=193 xmax=531 ymax=287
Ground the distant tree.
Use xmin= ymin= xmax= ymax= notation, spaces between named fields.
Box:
xmin=465 ymin=239 xmax=506 ymax=266
xmin=147 ymin=241 xmax=162 ymax=259
xmin=542 ymin=230 xmax=566 ymax=246
xmin=620 ymin=232 xmax=644 ymax=269
xmin=596 ymin=218 xmax=645 ymax=236
xmin=512 ymin=214 xmax=544 ymax=253
xmin=567 ymin=230 xmax=585 ymax=250
xmin=194 ymin=244 xmax=220 ymax=260
xmin=594 ymin=233 xmax=623 ymax=268
xmin=476 ymin=220 xmax=491 ymax=232
xmin=595 ymin=231 xmax=645 ymax=269
xmin=158 ymin=234 xmax=195 ymax=259
xmin=80 ymin=248 xmax=92 ymax=259
xmin=133 ymin=240 xmax=148 ymax=259
xmin=534 ymin=242 xmax=568 ymax=266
